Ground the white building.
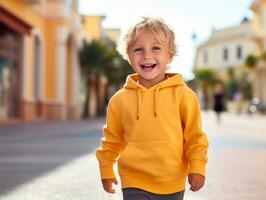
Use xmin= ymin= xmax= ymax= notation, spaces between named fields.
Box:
xmin=195 ymin=19 xmax=259 ymax=79
xmin=195 ymin=0 xmax=266 ymax=110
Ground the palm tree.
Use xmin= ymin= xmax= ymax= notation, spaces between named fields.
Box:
xmin=79 ymin=39 xmax=108 ymax=75
xmin=245 ymin=54 xmax=257 ymax=69
xmin=79 ymin=39 xmax=109 ymax=118
xmin=195 ymin=68 xmax=216 ymax=110
xmin=79 ymin=39 xmax=134 ymax=117
xmin=103 ymin=49 xmax=133 ymax=90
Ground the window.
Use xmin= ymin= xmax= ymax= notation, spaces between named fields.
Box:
xmin=236 ymin=46 xmax=242 ymax=59
xmin=223 ymin=48 xmax=229 ymax=61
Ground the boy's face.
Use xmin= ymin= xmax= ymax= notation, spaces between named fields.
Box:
xmin=128 ymin=30 xmax=173 ymax=83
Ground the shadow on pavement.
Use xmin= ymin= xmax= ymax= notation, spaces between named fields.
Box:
xmin=0 ymin=118 xmax=105 ymax=196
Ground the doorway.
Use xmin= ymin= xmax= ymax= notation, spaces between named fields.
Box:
xmin=0 ymin=23 xmax=22 ymax=120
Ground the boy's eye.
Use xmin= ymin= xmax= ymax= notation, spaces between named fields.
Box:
xmin=133 ymin=48 xmax=143 ymax=52
xmin=153 ymin=46 xmax=161 ymax=51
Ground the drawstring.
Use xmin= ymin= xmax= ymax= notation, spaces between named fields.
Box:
xmin=136 ymin=85 xmax=161 ymax=120
xmin=154 ymin=85 xmax=161 ymax=117
xmin=174 ymin=85 xmax=178 ymax=104
xmin=137 ymin=87 xmax=142 ymax=120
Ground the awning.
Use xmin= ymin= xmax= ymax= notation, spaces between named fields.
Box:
xmin=0 ymin=5 xmax=32 ymax=35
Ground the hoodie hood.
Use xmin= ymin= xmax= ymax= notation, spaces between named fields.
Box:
xmin=123 ymin=73 xmax=184 ymax=120
xmin=124 ymin=73 xmax=184 ymax=90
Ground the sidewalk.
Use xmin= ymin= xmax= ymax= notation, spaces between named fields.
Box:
xmin=0 ymin=112 xmax=265 ymax=199
xmin=187 ymin=111 xmax=266 ymax=200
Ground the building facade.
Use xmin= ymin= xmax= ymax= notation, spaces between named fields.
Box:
xmin=0 ymin=0 xmax=80 ymax=122
xmin=194 ymin=20 xmax=259 ymax=80
xmin=78 ymin=15 xmax=120 ymax=44
xmin=78 ymin=15 xmax=106 ymax=44
xmin=195 ymin=0 xmax=266 ymax=109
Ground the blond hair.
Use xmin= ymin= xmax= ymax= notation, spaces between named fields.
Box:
xmin=117 ymin=16 xmax=177 ymax=62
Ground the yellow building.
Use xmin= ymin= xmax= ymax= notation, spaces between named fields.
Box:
xmin=79 ymin=15 xmax=121 ymax=44
xmin=0 ymin=0 xmax=81 ymax=122
xmin=103 ymin=28 xmax=121 ymax=44
xmin=79 ymin=15 xmax=105 ymax=42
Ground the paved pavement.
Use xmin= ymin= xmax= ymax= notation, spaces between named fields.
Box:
xmin=0 ymin=112 xmax=266 ymax=200
xmin=191 ymin=112 xmax=266 ymax=200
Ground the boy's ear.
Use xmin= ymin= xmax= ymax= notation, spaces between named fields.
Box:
xmin=128 ymin=52 xmax=133 ymax=64
xmin=167 ymin=53 xmax=174 ymax=63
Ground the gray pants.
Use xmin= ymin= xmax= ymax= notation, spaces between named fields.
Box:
xmin=122 ymin=188 xmax=185 ymax=200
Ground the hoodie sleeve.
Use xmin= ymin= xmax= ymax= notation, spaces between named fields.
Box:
xmin=95 ymin=98 xmax=125 ymax=179
xmin=180 ymin=88 xmax=209 ymax=177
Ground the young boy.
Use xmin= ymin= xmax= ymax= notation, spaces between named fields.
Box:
xmin=96 ymin=16 xmax=208 ymax=200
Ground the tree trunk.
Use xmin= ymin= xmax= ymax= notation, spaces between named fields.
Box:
xmin=82 ymin=75 xmax=97 ymax=118
xmin=82 ymin=77 xmax=89 ymax=118
xmin=202 ymin=83 xmax=210 ymax=110
xmin=97 ymin=74 xmax=108 ymax=116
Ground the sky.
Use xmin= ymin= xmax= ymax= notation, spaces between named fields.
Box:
xmin=79 ymin=0 xmax=253 ymax=80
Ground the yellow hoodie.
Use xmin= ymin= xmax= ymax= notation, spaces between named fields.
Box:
xmin=96 ymin=73 xmax=208 ymax=194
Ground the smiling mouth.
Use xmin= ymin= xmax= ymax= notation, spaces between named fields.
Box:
xmin=140 ymin=64 xmax=157 ymax=70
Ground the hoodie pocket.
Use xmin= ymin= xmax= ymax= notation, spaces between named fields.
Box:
xmin=118 ymin=141 xmax=182 ymax=179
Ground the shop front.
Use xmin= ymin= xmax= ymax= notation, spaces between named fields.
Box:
xmin=0 ymin=5 xmax=31 ymax=120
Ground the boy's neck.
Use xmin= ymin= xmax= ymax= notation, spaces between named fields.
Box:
xmin=138 ymin=74 xmax=168 ymax=89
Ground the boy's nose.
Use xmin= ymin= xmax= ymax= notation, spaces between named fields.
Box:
xmin=143 ymin=50 xmax=152 ymax=59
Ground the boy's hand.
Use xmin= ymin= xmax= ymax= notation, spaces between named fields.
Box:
xmin=101 ymin=179 xmax=118 ymax=193
xmin=188 ymin=173 xmax=205 ymax=192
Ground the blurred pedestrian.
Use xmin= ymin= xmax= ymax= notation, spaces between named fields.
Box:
xmin=233 ymin=91 xmax=243 ymax=114
xmin=213 ymin=83 xmax=225 ymax=123
xmin=95 ymin=16 xmax=209 ymax=200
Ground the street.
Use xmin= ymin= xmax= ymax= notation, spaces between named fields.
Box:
xmin=0 ymin=112 xmax=266 ymax=200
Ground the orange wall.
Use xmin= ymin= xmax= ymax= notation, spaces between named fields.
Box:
xmin=44 ymin=19 xmax=67 ymax=99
